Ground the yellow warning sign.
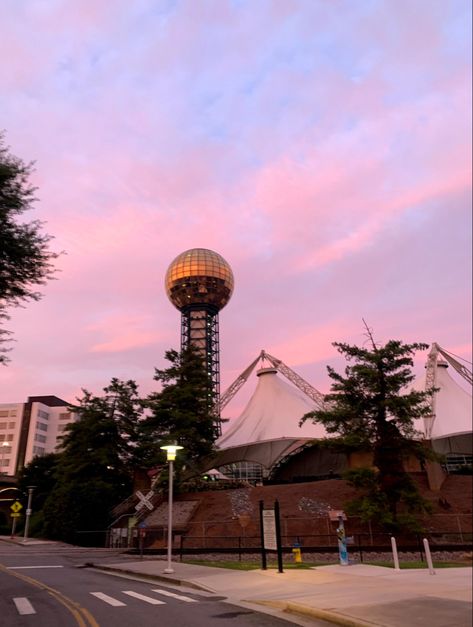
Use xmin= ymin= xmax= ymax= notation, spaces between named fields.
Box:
xmin=11 ymin=501 xmax=23 ymax=513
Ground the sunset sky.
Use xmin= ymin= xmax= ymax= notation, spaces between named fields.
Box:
xmin=1 ymin=0 xmax=471 ymax=420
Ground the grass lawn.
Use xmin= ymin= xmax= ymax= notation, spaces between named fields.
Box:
xmin=183 ymin=560 xmax=315 ymax=570
xmin=364 ymin=561 xmax=472 ymax=569
xmin=184 ymin=559 xmax=472 ymax=571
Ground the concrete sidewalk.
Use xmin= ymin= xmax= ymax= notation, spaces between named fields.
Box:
xmin=93 ymin=558 xmax=472 ymax=627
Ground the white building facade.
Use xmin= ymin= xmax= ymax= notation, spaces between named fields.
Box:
xmin=0 ymin=396 xmax=77 ymax=477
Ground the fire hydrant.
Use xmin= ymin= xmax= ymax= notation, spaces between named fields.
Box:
xmin=292 ymin=543 xmax=302 ymax=563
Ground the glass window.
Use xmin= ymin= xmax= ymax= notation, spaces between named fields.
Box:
xmin=0 ymin=423 xmax=7 ymax=429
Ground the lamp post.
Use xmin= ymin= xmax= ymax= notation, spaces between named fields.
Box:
xmin=23 ymin=486 xmax=36 ymax=543
xmin=160 ymin=444 xmax=183 ymax=574
xmin=1 ymin=441 xmax=9 ymax=475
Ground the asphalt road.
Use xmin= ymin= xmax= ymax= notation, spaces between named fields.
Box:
xmin=0 ymin=544 xmax=317 ymax=627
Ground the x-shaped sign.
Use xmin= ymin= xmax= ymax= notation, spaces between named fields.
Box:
xmin=135 ymin=490 xmax=154 ymax=512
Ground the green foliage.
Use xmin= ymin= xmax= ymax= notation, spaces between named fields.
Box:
xmin=0 ymin=135 xmax=59 ymax=362
xmin=40 ymin=380 xmax=141 ymax=541
xmin=141 ymin=346 xmax=218 ymax=481
xmin=343 ymin=468 xmax=431 ymax=532
xmin=17 ymin=453 xmax=60 ymax=510
xmin=16 ymin=453 xmax=60 ymax=536
xmin=301 ymin=331 xmax=435 ymax=532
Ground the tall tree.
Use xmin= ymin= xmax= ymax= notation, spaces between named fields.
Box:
xmin=17 ymin=453 xmax=60 ymax=537
xmin=42 ymin=381 xmax=141 ymax=542
xmin=0 ymin=135 xmax=59 ymax=362
xmin=301 ymin=330 xmax=435 ymax=531
xmin=141 ymin=346 xmax=217 ymax=479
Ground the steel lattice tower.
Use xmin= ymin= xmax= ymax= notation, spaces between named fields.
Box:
xmin=165 ymin=248 xmax=234 ymax=434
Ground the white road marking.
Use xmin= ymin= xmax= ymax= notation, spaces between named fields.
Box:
xmin=13 ymin=597 xmax=36 ymax=615
xmin=122 ymin=591 xmax=165 ymax=605
xmin=152 ymin=588 xmax=198 ymax=602
xmin=90 ymin=592 xmax=126 ymax=607
xmin=9 ymin=565 xmax=64 ymax=569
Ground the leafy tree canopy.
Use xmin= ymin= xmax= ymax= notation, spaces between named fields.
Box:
xmin=301 ymin=329 xmax=435 ymax=531
xmin=141 ymin=346 xmax=218 ymax=478
xmin=41 ymin=380 xmax=141 ymax=541
xmin=0 ymin=134 xmax=59 ymax=362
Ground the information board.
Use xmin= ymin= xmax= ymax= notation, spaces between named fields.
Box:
xmin=262 ymin=509 xmax=277 ymax=550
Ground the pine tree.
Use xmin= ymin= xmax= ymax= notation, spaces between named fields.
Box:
xmin=141 ymin=346 xmax=217 ymax=479
xmin=301 ymin=329 xmax=435 ymax=531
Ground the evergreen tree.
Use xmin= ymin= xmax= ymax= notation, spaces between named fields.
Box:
xmin=0 ymin=135 xmax=59 ymax=362
xmin=42 ymin=381 xmax=141 ymax=542
xmin=15 ymin=453 xmax=60 ymax=537
xmin=141 ymin=346 xmax=217 ymax=479
xmin=301 ymin=329 xmax=435 ymax=531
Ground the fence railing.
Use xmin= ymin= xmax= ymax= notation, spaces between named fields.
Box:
xmin=112 ymin=528 xmax=472 ymax=562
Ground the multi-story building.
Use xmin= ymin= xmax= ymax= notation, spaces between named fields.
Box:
xmin=0 ymin=396 xmax=78 ymax=477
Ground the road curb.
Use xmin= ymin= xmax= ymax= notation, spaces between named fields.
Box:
xmin=90 ymin=565 xmax=216 ymax=593
xmin=253 ymin=599 xmax=379 ymax=627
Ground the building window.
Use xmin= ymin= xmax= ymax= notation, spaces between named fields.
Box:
xmin=59 ymin=412 xmax=71 ymax=420
xmin=0 ymin=411 xmax=9 ymax=418
xmin=8 ymin=422 xmax=15 ymax=429
xmin=6 ymin=434 xmax=14 ymax=441
xmin=219 ymin=462 xmax=264 ymax=483
xmin=37 ymin=410 xmax=50 ymax=420
xmin=0 ymin=423 xmax=7 ymax=429
xmin=36 ymin=422 xmax=48 ymax=432
xmin=34 ymin=434 xmax=47 ymax=443
xmin=57 ymin=424 xmax=70 ymax=432
xmin=444 ymin=454 xmax=473 ymax=473
xmin=0 ymin=458 xmax=10 ymax=467
xmin=9 ymin=410 xmax=17 ymax=416
xmin=32 ymin=446 xmax=45 ymax=456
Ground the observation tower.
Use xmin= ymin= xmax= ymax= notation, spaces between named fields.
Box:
xmin=165 ymin=248 xmax=234 ymax=432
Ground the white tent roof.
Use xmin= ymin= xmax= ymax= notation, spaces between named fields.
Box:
xmin=412 ymin=361 xmax=472 ymax=440
xmin=429 ymin=362 xmax=472 ymax=439
xmin=217 ymin=367 xmax=327 ymax=449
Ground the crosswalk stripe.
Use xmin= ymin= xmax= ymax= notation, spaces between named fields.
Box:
xmin=90 ymin=592 xmax=126 ymax=607
xmin=122 ymin=591 xmax=165 ymax=605
xmin=13 ymin=597 xmax=36 ymax=615
xmin=151 ymin=589 xmax=198 ymax=602
xmin=9 ymin=565 xmax=64 ymax=569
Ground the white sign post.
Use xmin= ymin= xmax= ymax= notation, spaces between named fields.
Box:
xmin=259 ymin=500 xmax=284 ymax=573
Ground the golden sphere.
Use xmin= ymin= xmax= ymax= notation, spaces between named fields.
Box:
xmin=165 ymin=248 xmax=234 ymax=311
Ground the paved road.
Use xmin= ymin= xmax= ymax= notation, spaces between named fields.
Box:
xmin=0 ymin=544 xmax=321 ymax=626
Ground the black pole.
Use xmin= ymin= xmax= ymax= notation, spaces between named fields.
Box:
xmin=274 ymin=500 xmax=284 ymax=574
xmin=259 ymin=500 xmax=267 ymax=570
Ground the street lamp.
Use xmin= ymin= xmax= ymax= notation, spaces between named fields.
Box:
xmin=23 ymin=486 xmax=36 ymax=543
xmin=1 ymin=441 xmax=9 ymax=475
xmin=160 ymin=444 xmax=183 ymax=574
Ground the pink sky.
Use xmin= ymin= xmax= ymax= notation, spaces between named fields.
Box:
xmin=1 ymin=0 xmax=471 ymax=420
